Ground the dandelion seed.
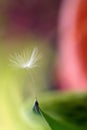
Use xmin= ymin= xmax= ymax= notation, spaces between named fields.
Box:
xmin=33 ymin=98 xmax=40 ymax=114
xmin=9 ymin=47 xmax=42 ymax=69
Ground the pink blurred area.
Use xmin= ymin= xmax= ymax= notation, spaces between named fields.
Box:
xmin=0 ymin=0 xmax=60 ymax=38
xmin=55 ymin=0 xmax=87 ymax=92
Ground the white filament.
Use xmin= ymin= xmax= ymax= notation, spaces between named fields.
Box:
xmin=9 ymin=47 xmax=42 ymax=69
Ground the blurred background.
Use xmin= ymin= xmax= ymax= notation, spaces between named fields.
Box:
xmin=0 ymin=1 xmax=61 ymax=130
xmin=0 ymin=0 xmax=60 ymax=97
xmin=0 ymin=0 xmax=87 ymax=130
xmin=0 ymin=0 xmax=61 ymax=102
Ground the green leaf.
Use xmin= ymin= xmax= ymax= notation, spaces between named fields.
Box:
xmin=40 ymin=109 xmax=71 ymax=130
xmin=38 ymin=92 xmax=87 ymax=130
xmin=25 ymin=92 xmax=87 ymax=130
xmin=31 ymin=98 xmax=77 ymax=130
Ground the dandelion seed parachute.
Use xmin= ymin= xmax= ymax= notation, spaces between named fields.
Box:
xmin=9 ymin=47 xmax=42 ymax=69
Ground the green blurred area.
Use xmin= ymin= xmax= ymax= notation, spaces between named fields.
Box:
xmin=25 ymin=92 xmax=87 ymax=130
xmin=0 ymin=37 xmax=54 ymax=130
xmin=1 ymin=38 xmax=87 ymax=130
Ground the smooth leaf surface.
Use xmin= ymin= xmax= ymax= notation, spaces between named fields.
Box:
xmin=40 ymin=109 xmax=72 ymax=130
xmin=39 ymin=92 xmax=87 ymax=130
